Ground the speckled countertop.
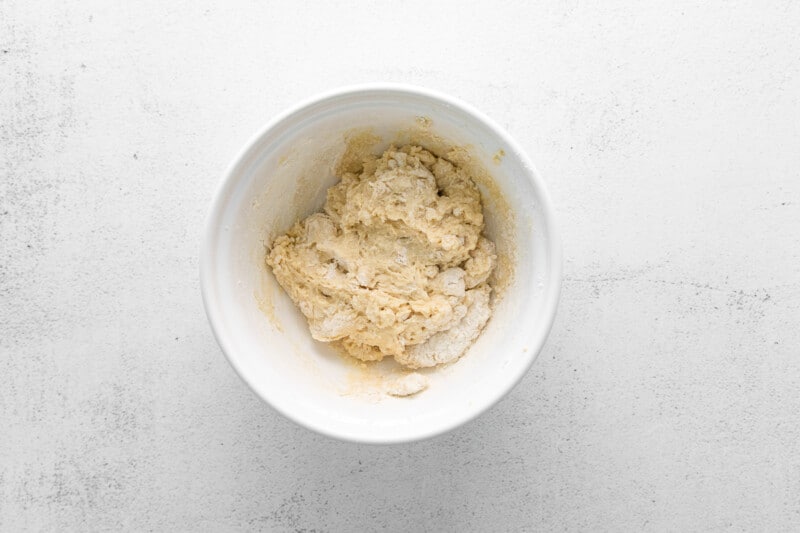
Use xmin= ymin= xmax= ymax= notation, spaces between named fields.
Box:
xmin=2 ymin=1 xmax=799 ymax=530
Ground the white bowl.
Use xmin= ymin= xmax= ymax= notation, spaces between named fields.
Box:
xmin=201 ymin=84 xmax=561 ymax=444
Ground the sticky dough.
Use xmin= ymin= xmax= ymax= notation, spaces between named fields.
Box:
xmin=266 ymin=145 xmax=497 ymax=369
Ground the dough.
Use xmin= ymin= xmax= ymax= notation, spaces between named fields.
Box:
xmin=266 ymin=145 xmax=497 ymax=369
xmin=386 ymin=373 xmax=429 ymax=397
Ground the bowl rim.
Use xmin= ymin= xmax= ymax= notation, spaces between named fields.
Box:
xmin=200 ymin=82 xmax=562 ymax=444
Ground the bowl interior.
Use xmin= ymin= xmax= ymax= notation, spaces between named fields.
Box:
xmin=203 ymin=88 xmax=559 ymax=443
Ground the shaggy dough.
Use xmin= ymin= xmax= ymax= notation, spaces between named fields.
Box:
xmin=266 ymin=145 xmax=497 ymax=369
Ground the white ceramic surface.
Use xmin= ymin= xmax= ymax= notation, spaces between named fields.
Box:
xmin=201 ymin=84 xmax=561 ymax=443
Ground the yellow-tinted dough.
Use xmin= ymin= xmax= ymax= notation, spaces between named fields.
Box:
xmin=266 ymin=145 xmax=496 ymax=368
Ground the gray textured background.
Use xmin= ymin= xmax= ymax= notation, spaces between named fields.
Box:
xmin=2 ymin=1 xmax=800 ymax=531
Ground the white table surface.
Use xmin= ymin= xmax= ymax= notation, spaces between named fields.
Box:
xmin=3 ymin=1 xmax=800 ymax=530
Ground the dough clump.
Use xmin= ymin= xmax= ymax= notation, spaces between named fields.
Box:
xmin=386 ymin=373 xmax=429 ymax=397
xmin=266 ymin=145 xmax=496 ymax=369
